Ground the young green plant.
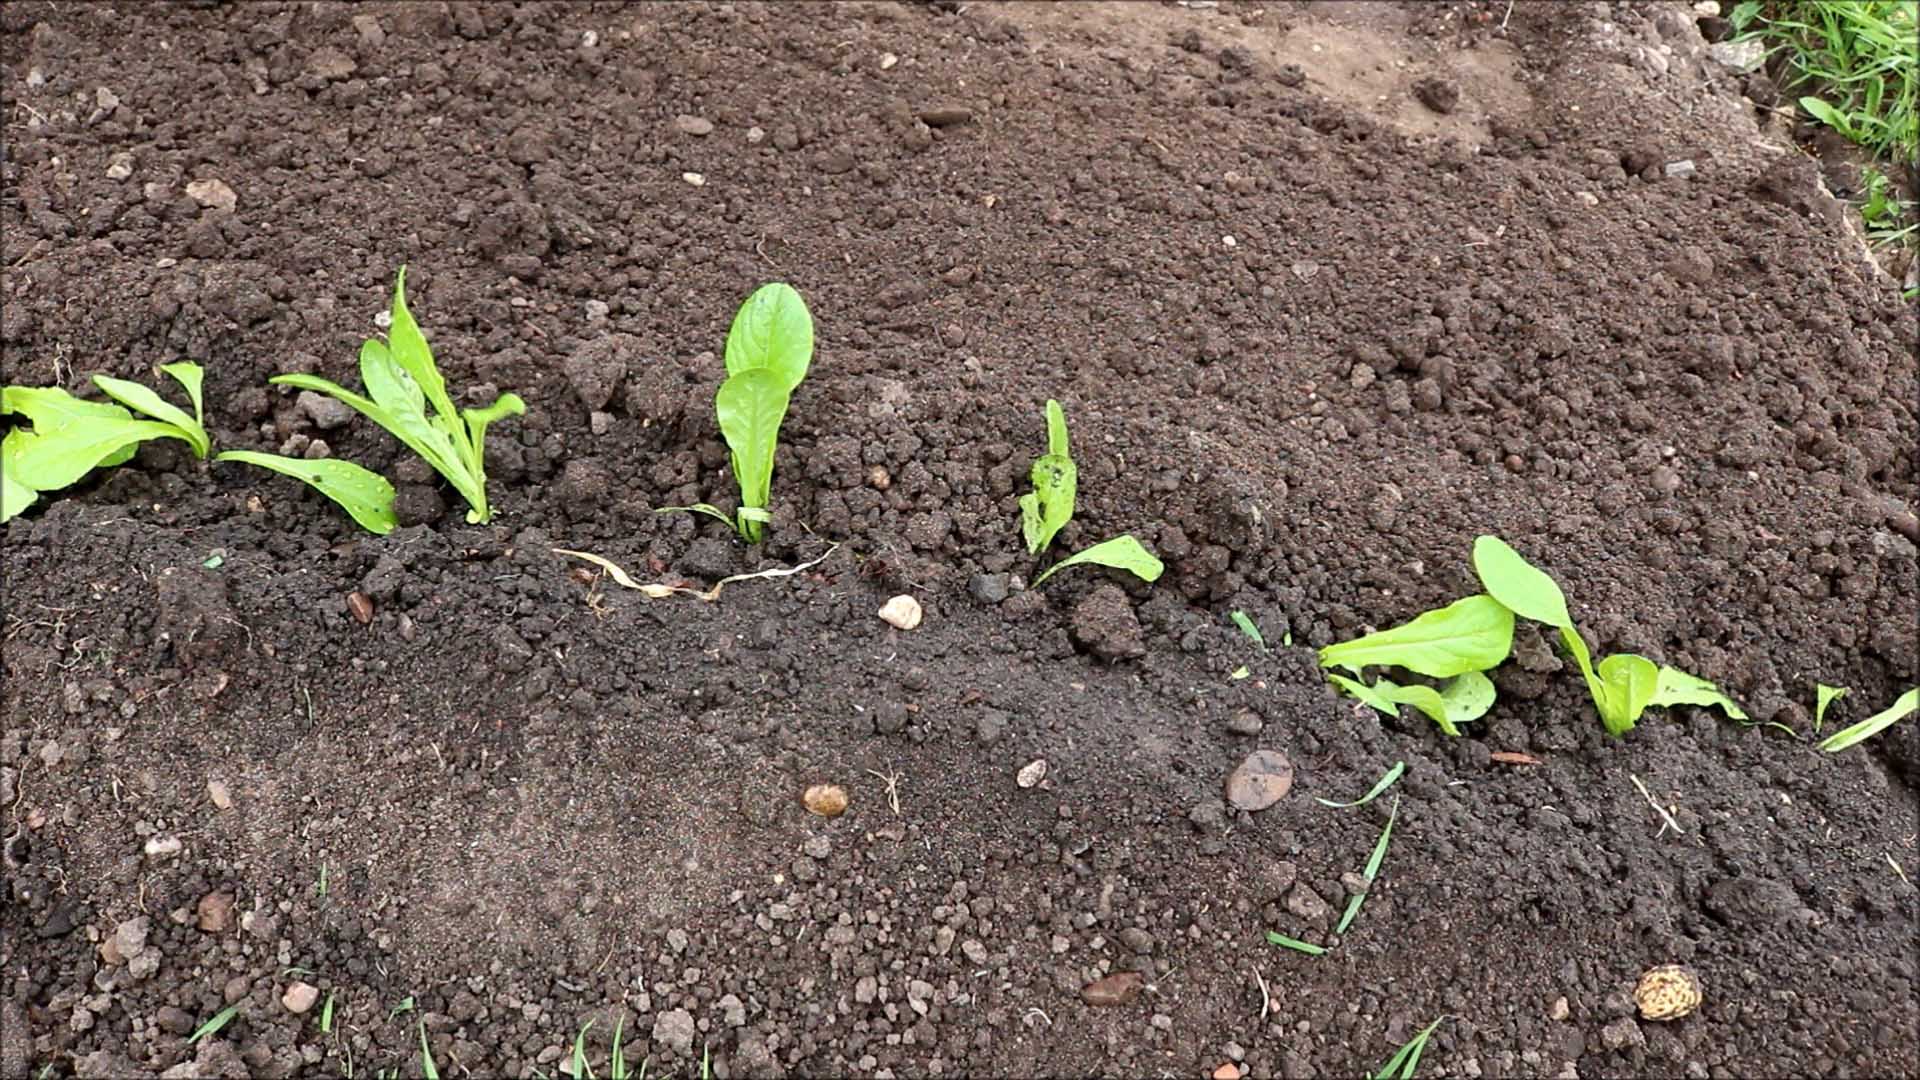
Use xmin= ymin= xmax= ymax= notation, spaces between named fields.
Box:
xmin=1016 ymin=400 xmax=1164 ymax=587
xmin=218 ymin=267 xmax=524 ymax=532
xmin=1317 ymin=594 xmax=1511 ymax=735
xmin=660 ymin=282 xmax=813 ymax=542
xmin=1471 ymin=535 xmax=1745 ymax=736
xmin=2 ymin=363 xmax=209 ymax=522
xmin=1818 ymin=687 xmax=1918 ymax=752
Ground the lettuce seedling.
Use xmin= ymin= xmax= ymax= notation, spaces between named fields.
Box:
xmin=2 ymin=363 xmax=209 ymax=522
xmin=1030 ymin=534 xmax=1164 ymax=587
xmin=1019 ymin=400 xmax=1076 ymax=554
xmin=661 ymin=282 xmax=813 ymax=542
xmin=237 ymin=267 xmax=524 ymax=525
xmin=1471 ymin=535 xmax=1744 ymax=736
xmin=1329 ymin=671 xmax=1495 ymax=737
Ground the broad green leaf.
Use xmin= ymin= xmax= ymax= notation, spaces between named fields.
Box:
xmin=11 ymin=415 xmax=193 ymax=491
xmin=1438 ymin=670 xmax=1498 ymax=727
xmin=159 ymin=362 xmax=206 ymax=428
xmin=1319 ymin=594 xmax=1515 ymax=679
xmin=1315 ymin=760 xmax=1405 ymax=809
xmin=1031 ymin=534 xmax=1164 ymax=587
xmin=1595 ymin=652 xmax=1659 ymax=736
xmin=1 ymin=385 xmax=133 ymax=429
xmin=1020 ymin=400 xmax=1077 ymax=554
xmin=92 ymin=373 xmax=209 ymax=457
xmin=1814 ymin=683 xmax=1849 ymax=731
xmin=1798 ymin=95 xmax=1850 ymax=136
xmin=715 ymin=368 xmax=792 ymax=542
xmin=216 ymin=451 xmax=397 ymax=535
xmin=360 ymin=338 xmax=426 ymax=418
xmin=723 ymin=282 xmax=814 ymax=392
xmin=1020 ymin=452 xmax=1076 ymax=554
xmin=1651 ymin=666 xmax=1748 ymax=721
xmin=1818 ymin=687 xmax=1918 ymax=752
xmin=385 ymin=266 xmax=459 ymax=425
xmin=2 ymin=429 xmax=38 ymax=521
xmin=1472 ymin=535 xmax=1572 ymax=629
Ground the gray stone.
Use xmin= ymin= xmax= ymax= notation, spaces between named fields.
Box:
xmin=296 ymin=391 xmax=355 ymax=431
xmin=968 ymin=573 xmax=1010 ymax=604
xmin=651 ymin=1008 xmax=696 ymax=1056
xmin=1285 ymin=883 xmax=1331 ymax=926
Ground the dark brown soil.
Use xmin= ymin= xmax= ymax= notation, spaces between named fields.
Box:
xmin=4 ymin=2 xmax=1916 ymax=1078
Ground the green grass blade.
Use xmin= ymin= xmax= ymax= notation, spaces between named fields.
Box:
xmin=188 ymin=1003 xmax=242 ymax=1044
xmin=420 ymin=1021 xmax=440 ymax=1080
xmin=320 ymin=990 xmax=335 ymax=1034
xmin=1819 ymin=687 xmax=1918 ymax=752
xmin=1316 ymin=761 xmax=1405 ymax=809
xmin=1230 ymin=610 xmax=1267 ymax=650
xmin=1814 ymin=683 xmax=1850 ymax=731
xmin=1336 ymin=796 xmax=1400 ymax=935
xmin=1264 ymin=930 xmax=1326 ymax=955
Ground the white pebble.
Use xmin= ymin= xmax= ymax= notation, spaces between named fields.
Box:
xmin=878 ymin=595 xmax=922 ymax=630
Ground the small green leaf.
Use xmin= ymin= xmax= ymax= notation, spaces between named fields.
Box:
xmin=160 ymin=362 xmax=207 ymax=428
xmin=10 ymin=415 xmax=192 ymax=492
xmin=714 ymin=368 xmax=792 ymax=543
xmin=1316 ymin=760 xmax=1405 ymax=809
xmin=320 ymin=991 xmax=335 ymax=1034
xmin=1044 ymin=398 xmax=1069 ymax=458
xmin=1651 ymin=666 xmax=1748 ymax=721
xmin=1471 ymin=535 xmax=1572 ymax=629
xmin=657 ymin=503 xmax=741 ymax=531
xmin=1318 ymin=594 xmax=1515 ymax=679
xmin=1335 ymin=796 xmax=1398 ymax=935
xmin=1819 ymin=688 xmax=1918 ymax=752
xmin=216 ymin=451 xmax=398 ymax=535
xmin=1327 ymin=674 xmax=1467 ymax=736
xmin=1230 ymin=665 xmax=1250 ymax=680
xmin=1021 ymin=400 xmax=1077 ymax=554
xmin=1264 ymin=931 xmax=1326 ymax=955
xmin=1814 ymin=683 xmax=1849 ymax=731
xmin=1798 ymin=95 xmax=1849 ymax=136
xmin=1595 ymin=653 xmax=1659 ymax=736
xmin=1231 ymin=610 xmax=1267 ymax=650
xmin=1438 ymin=670 xmax=1498 ymax=727
xmin=1031 ymin=534 xmax=1164 ymax=587
xmin=359 ymin=338 xmax=426 ymax=417
xmin=92 ymin=373 xmax=209 ymax=457
xmin=420 ymin=1021 xmax=440 ymax=1080
xmin=188 ymin=1004 xmax=242 ymax=1045
xmin=2 ymin=429 xmax=38 ymax=522
xmin=724 ymin=282 xmax=814 ymax=392
xmin=386 ymin=267 xmax=458 ymax=425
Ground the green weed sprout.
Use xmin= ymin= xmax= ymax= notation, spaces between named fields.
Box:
xmin=2 ymin=362 xmax=209 ymax=522
xmin=660 ymin=282 xmax=813 ymax=542
xmin=1819 ymin=687 xmax=1918 ymax=751
xmin=1017 ymin=400 xmax=1164 ymax=587
xmin=219 ymin=267 xmax=524 ymax=532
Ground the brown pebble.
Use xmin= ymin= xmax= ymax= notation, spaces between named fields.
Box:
xmin=196 ymin=891 xmax=236 ymax=933
xmin=347 ymin=591 xmax=374 ymax=625
xmin=1225 ymin=749 xmax=1295 ymax=811
xmin=917 ymin=105 xmax=973 ymax=128
xmin=1080 ymin=971 xmax=1145 ymax=1006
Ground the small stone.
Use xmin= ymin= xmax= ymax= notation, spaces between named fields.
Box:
xmin=961 ymin=939 xmax=989 ymax=965
xmin=1213 ymin=1066 xmax=1242 ymax=1080
xmin=1119 ymin=927 xmax=1154 ymax=954
xmin=156 ymin=1005 xmax=195 ymax=1036
xmin=880 ymin=53 xmax=899 ymax=70
xmin=1285 ymin=883 xmax=1331 ymax=925
xmin=1664 ymin=159 xmax=1697 ymax=180
xmin=144 ymin=835 xmax=182 ymax=859
xmin=101 ymin=916 xmax=150 ymax=965
xmin=1600 ymin=1016 xmax=1645 ymax=1050
xmin=1016 ymin=759 xmax=1048 ymax=789
xmin=352 ymin=13 xmax=385 ymax=45
xmin=1574 ymin=190 xmax=1599 ymax=206
xmin=1549 ymin=996 xmax=1570 ymax=1021
xmin=803 ymin=784 xmax=848 ymax=818
xmin=1069 ymin=585 xmax=1145 ymax=661
xmin=747 ymin=126 xmax=766 ymax=144
xmin=185 ymin=178 xmax=237 ymax=213
xmin=105 ymin=152 xmax=135 ymax=181
xmin=1226 ymin=709 xmax=1264 ymax=736
xmin=682 ymin=172 xmax=706 ymax=187
xmin=674 ymin=115 xmax=715 ymax=136
xmin=347 ymin=592 xmax=375 ymax=625
xmin=296 ymin=390 xmax=355 ymax=430
xmin=652 ymin=1008 xmax=696 ymax=1056
xmin=1080 ymin=971 xmax=1144 ymax=1006
xmin=968 ymin=574 xmax=1010 ymax=604
xmin=917 ymin=105 xmax=973 ymax=127
xmin=196 ymin=891 xmax=236 ymax=933
xmin=1708 ymin=38 xmax=1765 ymax=71
xmin=282 ymin=982 xmax=320 ymax=1014
xmin=878 ymin=595 xmax=923 ymax=630
xmin=206 ymin=780 xmax=232 ymax=810
xmin=1225 ymin=750 xmax=1294 ymax=811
